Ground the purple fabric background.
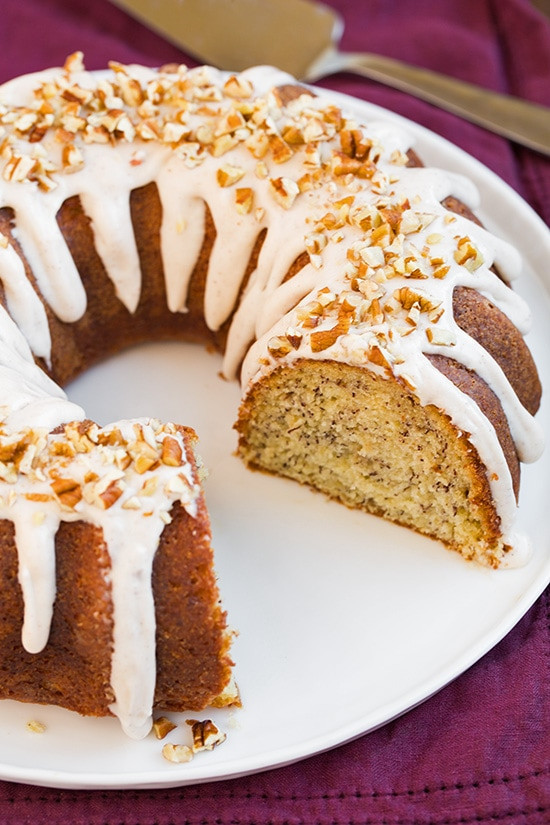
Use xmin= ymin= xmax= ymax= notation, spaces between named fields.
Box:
xmin=0 ymin=0 xmax=549 ymax=821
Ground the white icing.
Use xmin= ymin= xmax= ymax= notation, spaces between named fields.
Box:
xmin=0 ymin=59 xmax=544 ymax=735
xmin=13 ymin=505 xmax=59 ymax=654
xmin=0 ymin=241 xmax=52 ymax=361
xmin=10 ymin=195 xmax=88 ymax=324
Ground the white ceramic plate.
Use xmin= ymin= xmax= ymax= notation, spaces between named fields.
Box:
xmin=0 ymin=91 xmax=549 ymax=790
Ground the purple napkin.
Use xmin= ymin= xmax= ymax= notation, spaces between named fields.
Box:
xmin=0 ymin=0 xmax=548 ymax=822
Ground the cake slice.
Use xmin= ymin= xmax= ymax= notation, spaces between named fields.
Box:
xmin=0 ymin=419 xmax=237 ymax=739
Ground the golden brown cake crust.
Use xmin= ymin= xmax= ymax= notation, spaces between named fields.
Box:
xmin=452 ymin=286 xmax=541 ymax=416
xmin=427 ymin=354 xmax=520 ymax=499
xmin=153 ymin=500 xmax=234 ymax=712
xmin=0 ymin=519 xmax=114 ymax=715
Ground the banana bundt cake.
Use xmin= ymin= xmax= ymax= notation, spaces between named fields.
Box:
xmin=0 ymin=54 xmax=543 ymax=736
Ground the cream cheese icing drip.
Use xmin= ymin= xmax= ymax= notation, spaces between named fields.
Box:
xmin=0 ymin=54 xmax=544 ymax=731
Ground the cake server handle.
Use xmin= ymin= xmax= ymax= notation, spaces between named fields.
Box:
xmin=304 ymin=47 xmax=550 ymax=156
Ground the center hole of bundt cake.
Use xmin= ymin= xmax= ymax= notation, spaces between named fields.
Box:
xmin=67 ymin=340 xmax=241 ymax=468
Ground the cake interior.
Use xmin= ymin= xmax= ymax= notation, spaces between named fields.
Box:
xmin=236 ymin=359 xmax=503 ymax=566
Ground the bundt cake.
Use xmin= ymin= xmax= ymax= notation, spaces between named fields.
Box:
xmin=0 ymin=54 xmax=543 ymax=735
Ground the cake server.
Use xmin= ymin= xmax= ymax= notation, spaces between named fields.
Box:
xmin=109 ymin=0 xmax=550 ymax=155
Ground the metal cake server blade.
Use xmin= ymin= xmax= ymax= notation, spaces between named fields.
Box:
xmin=110 ymin=0 xmax=550 ymax=155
